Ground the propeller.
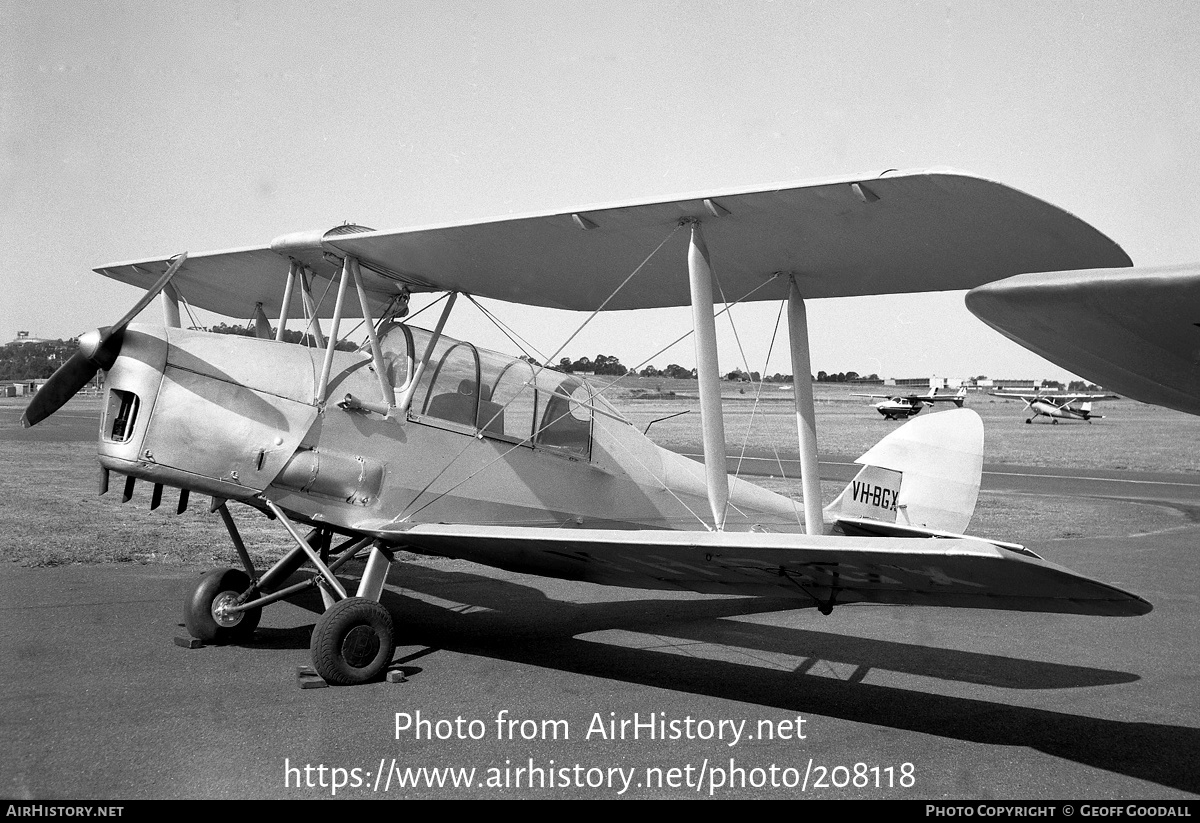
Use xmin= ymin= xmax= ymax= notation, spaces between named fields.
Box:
xmin=22 ymin=253 xmax=188 ymax=428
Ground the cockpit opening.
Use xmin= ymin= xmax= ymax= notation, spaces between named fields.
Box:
xmin=378 ymin=324 xmax=594 ymax=458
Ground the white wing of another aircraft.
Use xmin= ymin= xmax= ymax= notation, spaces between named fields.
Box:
xmin=967 ymin=264 xmax=1200 ymax=416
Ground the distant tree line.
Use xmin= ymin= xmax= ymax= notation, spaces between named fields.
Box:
xmin=550 ymin=357 xmax=885 ymax=383
xmin=637 ymin=364 xmax=696 ymax=379
xmin=556 ymin=354 xmax=631 ymax=376
xmin=816 ymin=371 xmax=880 ymax=383
xmin=0 ymin=339 xmax=76 ymax=380
xmin=208 ymin=322 xmax=357 ymax=350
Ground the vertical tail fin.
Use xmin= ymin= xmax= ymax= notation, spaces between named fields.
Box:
xmin=824 ymin=408 xmax=984 ymax=534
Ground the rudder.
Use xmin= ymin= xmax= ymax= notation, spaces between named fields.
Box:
xmin=824 ymin=408 xmax=984 ymax=534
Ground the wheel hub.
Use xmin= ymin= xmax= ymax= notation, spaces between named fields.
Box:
xmin=211 ymin=591 xmax=244 ymax=628
xmin=341 ymin=625 xmax=381 ymax=668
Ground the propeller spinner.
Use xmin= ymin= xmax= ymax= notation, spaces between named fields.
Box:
xmin=22 ymin=253 xmax=187 ymax=428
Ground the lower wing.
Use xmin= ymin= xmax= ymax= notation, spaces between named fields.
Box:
xmin=360 ymin=522 xmax=1150 ymax=617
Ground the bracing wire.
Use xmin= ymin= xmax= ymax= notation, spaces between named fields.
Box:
xmin=393 ymin=224 xmax=681 ymax=523
xmin=465 ymin=295 xmax=549 ymax=365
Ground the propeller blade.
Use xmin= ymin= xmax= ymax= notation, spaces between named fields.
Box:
xmin=20 ymin=252 xmax=188 ymax=428
xmin=20 ymin=351 xmax=101 ymax=428
xmin=103 ymin=252 xmax=189 ymax=344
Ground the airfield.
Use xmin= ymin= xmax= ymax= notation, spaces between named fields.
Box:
xmin=1 ymin=384 xmax=1198 ymax=800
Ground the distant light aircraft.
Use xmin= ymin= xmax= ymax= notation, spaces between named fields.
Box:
xmin=967 ymin=264 xmax=1200 ymax=418
xmin=22 ymin=169 xmax=1150 ymax=686
xmin=852 ymin=387 xmax=967 ymax=420
xmin=989 ymin=391 xmax=1117 ymax=424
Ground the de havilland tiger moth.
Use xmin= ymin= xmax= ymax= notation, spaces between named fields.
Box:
xmin=22 ymin=169 xmax=1152 ymax=685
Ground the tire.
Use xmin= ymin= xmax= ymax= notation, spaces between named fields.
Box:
xmin=184 ymin=567 xmax=261 ymax=644
xmin=310 ymin=597 xmax=394 ymax=686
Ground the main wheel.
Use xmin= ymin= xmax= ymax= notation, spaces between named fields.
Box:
xmin=310 ymin=597 xmax=394 ymax=686
xmin=185 ymin=567 xmax=261 ymax=643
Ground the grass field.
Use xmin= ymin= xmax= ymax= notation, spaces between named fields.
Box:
xmin=608 ymin=378 xmax=1200 ymax=473
xmin=1 ymin=383 xmax=1196 ymax=567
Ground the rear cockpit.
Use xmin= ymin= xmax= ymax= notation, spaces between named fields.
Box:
xmin=376 ymin=322 xmax=597 ymax=459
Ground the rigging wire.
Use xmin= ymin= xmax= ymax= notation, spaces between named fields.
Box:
xmin=178 ymin=290 xmax=202 ymax=332
xmin=599 ymin=273 xmax=782 ymax=385
xmin=393 ymin=223 xmax=682 ymax=523
xmin=298 ymin=267 xmax=336 ymax=348
xmin=391 ymin=228 xmax=800 ymax=531
xmin=404 ymin=291 xmax=450 ymax=324
xmin=722 ymin=297 xmax=805 ymax=528
xmin=713 ymin=273 xmax=768 ymax=489
xmin=464 ymin=295 xmax=549 ymax=366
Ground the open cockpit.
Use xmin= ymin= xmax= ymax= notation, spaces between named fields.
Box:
xmin=377 ymin=322 xmax=596 ymax=459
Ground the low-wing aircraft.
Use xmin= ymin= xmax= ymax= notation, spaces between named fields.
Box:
xmin=966 ymin=264 xmax=1200 ymax=417
xmin=852 ymin=387 xmax=967 ymax=420
xmin=989 ymin=390 xmax=1117 ymax=424
xmin=23 ymin=169 xmax=1151 ymax=686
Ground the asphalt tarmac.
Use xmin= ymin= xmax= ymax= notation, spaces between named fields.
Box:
xmin=1 ymin=406 xmax=1198 ymax=799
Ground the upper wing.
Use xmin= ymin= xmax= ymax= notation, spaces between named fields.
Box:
xmin=1054 ymin=393 xmax=1118 ymax=402
xmin=96 ymin=168 xmax=1129 ymax=317
xmin=989 ymin=392 xmax=1037 ymax=401
xmin=364 ymin=522 xmax=1150 ymax=617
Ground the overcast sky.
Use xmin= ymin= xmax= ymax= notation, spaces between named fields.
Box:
xmin=4 ymin=1 xmax=1198 ymax=382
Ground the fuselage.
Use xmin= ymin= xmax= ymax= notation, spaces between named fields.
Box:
xmin=875 ymin=398 xmax=922 ymax=419
xmin=1030 ymin=400 xmax=1093 ymax=420
xmin=97 ymin=324 xmax=804 ymax=539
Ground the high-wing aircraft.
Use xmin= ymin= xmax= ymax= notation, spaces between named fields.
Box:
xmin=23 ymin=169 xmax=1151 ymax=686
xmin=852 ymin=387 xmax=967 ymax=420
xmin=966 ymin=264 xmax=1200 ymax=417
xmin=988 ymin=390 xmax=1117 ymax=424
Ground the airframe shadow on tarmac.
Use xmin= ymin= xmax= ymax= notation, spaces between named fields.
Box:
xmin=256 ymin=560 xmax=1194 ymax=795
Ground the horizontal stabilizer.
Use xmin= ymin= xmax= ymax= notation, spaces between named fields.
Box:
xmin=834 ymin=516 xmax=1036 ymax=556
xmin=925 ymin=387 xmax=967 ymax=407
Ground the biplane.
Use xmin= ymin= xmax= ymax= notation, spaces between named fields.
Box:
xmin=23 ymin=169 xmax=1151 ymax=686
xmin=852 ymin=386 xmax=967 ymax=420
xmin=967 ymin=264 xmax=1200 ymax=418
xmin=988 ymin=390 xmax=1117 ymax=424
